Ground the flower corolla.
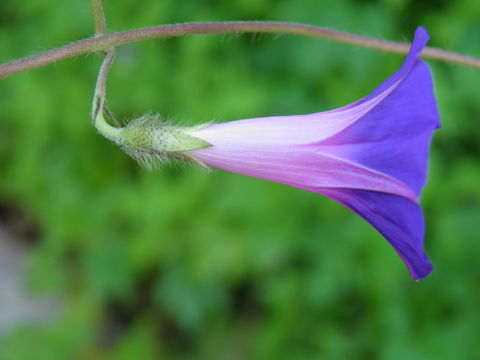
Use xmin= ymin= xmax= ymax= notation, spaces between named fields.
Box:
xmin=182 ymin=27 xmax=440 ymax=280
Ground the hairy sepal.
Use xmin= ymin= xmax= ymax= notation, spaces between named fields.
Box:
xmin=119 ymin=114 xmax=212 ymax=170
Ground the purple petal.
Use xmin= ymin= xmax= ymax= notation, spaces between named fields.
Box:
xmin=319 ymin=44 xmax=440 ymax=194
xmin=335 ymin=27 xmax=433 ymax=110
xmin=187 ymin=76 xmax=397 ymax=148
xmin=192 ymin=146 xmax=417 ymax=199
xmin=319 ymin=189 xmax=432 ymax=280
xmin=187 ymin=27 xmax=439 ymax=279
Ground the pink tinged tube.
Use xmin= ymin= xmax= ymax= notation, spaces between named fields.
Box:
xmin=186 ymin=27 xmax=440 ymax=280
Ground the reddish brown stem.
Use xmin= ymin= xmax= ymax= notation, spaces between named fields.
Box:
xmin=1 ymin=21 xmax=479 ymax=79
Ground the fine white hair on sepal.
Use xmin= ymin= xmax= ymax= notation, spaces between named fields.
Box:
xmin=119 ymin=114 xmax=212 ymax=171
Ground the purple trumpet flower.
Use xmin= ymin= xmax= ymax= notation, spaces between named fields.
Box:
xmin=185 ymin=27 xmax=440 ymax=280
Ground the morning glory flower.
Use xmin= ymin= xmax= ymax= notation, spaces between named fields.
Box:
xmin=180 ymin=27 xmax=440 ymax=280
xmin=111 ymin=27 xmax=438 ymax=280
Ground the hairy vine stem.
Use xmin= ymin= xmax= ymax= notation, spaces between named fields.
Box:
xmin=91 ymin=0 xmax=107 ymax=37
xmin=90 ymin=0 xmax=120 ymax=133
xmin=1 ymin=21 xmax=479 ymax=79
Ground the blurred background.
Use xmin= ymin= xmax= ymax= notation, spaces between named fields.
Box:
xmin=0 ymin=0 xmax=479 ymax=359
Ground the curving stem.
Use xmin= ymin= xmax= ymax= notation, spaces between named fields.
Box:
xmin=1 ymin=21 xmax=480 ymax=79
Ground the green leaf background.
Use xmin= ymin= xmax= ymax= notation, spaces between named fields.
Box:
xmin=0 ymin=0 xmax=479 ymax=359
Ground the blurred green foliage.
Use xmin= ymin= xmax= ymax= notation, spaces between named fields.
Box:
xmin=0 ymin=0 xmax=479 ymax=359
